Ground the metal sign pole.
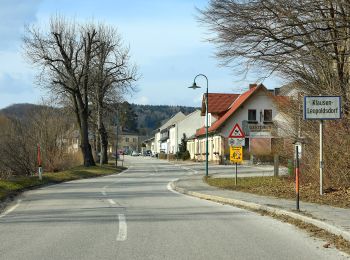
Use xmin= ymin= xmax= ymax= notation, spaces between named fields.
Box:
xmin=295 ymin=146 xmax=300 ymax=211
xmin=235 ymin=162 xmax=238 ymax=186
xmin=37 ymin=144 xmax=42 ymax=181
xmin=116 ymin=118 xmax=119 ymax=168
xmin=320 ymin=120 xmax=323 ymax=195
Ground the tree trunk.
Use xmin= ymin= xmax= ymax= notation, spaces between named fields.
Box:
xmin=80 ymin=115 xmax=95 ymax=167
xmin=100 ymin=122 xmax=108 ymax=164
xmin=94 ymin=129 xmax=100 ymax=162
xmin=76 ymin=93 xmax=95 ymax=167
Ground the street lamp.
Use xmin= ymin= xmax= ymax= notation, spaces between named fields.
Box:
xmin=189 ymin=74 xmax=209 ymax=177
xmin=115 ymin=113 xmax=119 ymax=168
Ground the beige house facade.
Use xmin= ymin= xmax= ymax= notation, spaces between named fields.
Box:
xmin=187 ymin=84 xmax=289 ymax=163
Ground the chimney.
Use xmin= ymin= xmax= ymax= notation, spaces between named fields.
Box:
xmin=249 ymin=83 xmax=257 ymax=89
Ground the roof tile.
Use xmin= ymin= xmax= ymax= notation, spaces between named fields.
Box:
xmin=201 ymin=93 xmax=239 ymax=116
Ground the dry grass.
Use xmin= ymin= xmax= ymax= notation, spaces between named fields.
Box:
xmin=0 ymin=165 xmax=125 ymax=201
xmin=205 ymin=176 xmax=350 ymax=255
xmin=205 ymin=176 xmax=350 ymax=208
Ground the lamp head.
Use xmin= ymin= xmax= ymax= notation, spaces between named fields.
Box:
xmin=188 ymin=81 xmax=201 ymax=90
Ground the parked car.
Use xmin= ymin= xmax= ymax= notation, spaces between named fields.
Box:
xmin=131 ymin=151 xmax=139 ymax=156
xmin=144 ymin=150 xmax=152 ymax=156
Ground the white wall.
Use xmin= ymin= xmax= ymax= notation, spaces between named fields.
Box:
xmin=220 ymin=89 xmax=278 ymax=137
xmin=169 ymin=127 xmax=176 ymax=154
xmin=175 ymin=110 xmax=203 ymax=153
xmin=154 ymin=132 xmax=161 ymax=153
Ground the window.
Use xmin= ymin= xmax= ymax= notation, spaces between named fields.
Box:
xmin=133 ymin=138 xmax=137 ymax=142
xmin=264 ymin=109 xmax=272 ymax=122
xmin=125 ymin=137 xmax=129 ymax=142
xmin=248 ymin=109 xmax=257 ymax=122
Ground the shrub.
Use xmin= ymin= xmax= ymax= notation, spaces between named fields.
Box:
xmin=182 ymin=150 xmax=190 ymax=160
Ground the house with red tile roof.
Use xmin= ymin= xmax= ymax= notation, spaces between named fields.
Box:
xmin=187 ymin=84 xmax=290 ymax=163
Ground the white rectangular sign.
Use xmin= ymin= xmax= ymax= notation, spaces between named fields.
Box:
xmin=229 ymin=138 xmax=245 ymax=147
xmin=304 ymin=96 xmax=341 ymax=120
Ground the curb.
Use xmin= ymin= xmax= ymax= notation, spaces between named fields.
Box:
xmin=170 ymin=180 xmax=350 ymax=242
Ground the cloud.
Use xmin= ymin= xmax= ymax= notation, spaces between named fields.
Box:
xmin=0 ymin=72 xmax=34 ymax=94
xmin=133 ymin=96 xmax=150 ymax=105
xmin=0 ymin=0 xmax=42 ymax=50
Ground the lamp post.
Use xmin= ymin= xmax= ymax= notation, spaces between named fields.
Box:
xmin=189 ymin=74 xmax=209 ymax=177
xmin=115 ymin=113 xmax=119 ymax=168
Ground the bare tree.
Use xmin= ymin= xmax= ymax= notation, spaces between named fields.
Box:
xmin=23 ymin=16 xmax=99 ymax=166
xmin=23 ymin=17 xmax=138 ymax=167
xmin=199 ymin=0 xmax=350 ymax=114
xmin=90 ymin=24 xmax=137 ymax=164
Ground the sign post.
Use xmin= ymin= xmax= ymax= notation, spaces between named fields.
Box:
xmin=304 ymin=96 xmax=341 ymax=195
xmin=37 ymin=144 xmax=42 ymax=181
xmin=320 ymin=120 xmax=323 ymax=195
xmin=228 ymin=123 xmax=245 ymax=186
xmin=295 ymin=146 xmax=300 ymax=211
xmin=230 ymin=146 xmax=243 ymax=185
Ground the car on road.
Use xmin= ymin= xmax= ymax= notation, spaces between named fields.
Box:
xmin=131 ymin=151 xmax=139 ymax=156
xmin=144 ymin=150 xmax=152 ymax=156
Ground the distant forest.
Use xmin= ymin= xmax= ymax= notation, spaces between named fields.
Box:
xmin=0 ymin=103 xmax=198 ymax=137
xmin=133 ymin=104 xmax=198 ymax=136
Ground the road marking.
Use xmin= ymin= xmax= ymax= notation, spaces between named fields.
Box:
xmin=108 ymin=199 xmax=116 ymax=205
xmin=101 ymin=185 xmax=108 ymax=196
xmin=184 ymin=166 xmax=198 ymax=175
xmin=167 ymin=179 xmax=182 ymax=195
xmin=0 ymin=199 xmax=22 ymax=218
xmin=117 ymin=214 xmax=127 ymax=241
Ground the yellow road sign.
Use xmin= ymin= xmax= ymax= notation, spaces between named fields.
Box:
xmin=230 ymin=146 xmax=243 ymax=163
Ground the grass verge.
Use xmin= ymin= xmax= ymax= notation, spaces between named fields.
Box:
xmin=205 ymin=176 xmax=350 ymax=208
xmin=0 ymin=165 xmax=125 ymax=201
xmin=201 ymin=177 xmax=350 ymax=255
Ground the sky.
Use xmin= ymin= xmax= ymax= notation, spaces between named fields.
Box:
xmin=0 ymin=0 xmax=283 ymax=109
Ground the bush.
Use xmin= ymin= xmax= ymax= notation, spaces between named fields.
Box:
xmin=167 ymin=154 xmax=176 ymax=160
xmin=0 ymin=104 xmax=76 ymax=177
xmin=158 ymin=153 xmax=167 ymax=160
xmin=182 ymin=150 xmax=190 ymax=160
xmin=175 ymin=150 xmax=190 ymax=160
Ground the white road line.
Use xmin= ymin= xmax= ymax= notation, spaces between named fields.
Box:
xmin=108 ymin=199 xmax=116 ymax=205
xmin=0 ymin=199 xmax=22 ymax=218
xmin=183 ymin=166 xmax=198 ymax=174
xmin=117 ymin=214 xmax=127 ymax=241
xmin=167 ymin=179 xmax=181 ymax=195
xmin=101 ymin=185 xmax=108 ymax=196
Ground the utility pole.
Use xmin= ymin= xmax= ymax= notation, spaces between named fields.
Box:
xmin=115 ymin=113 xmax=119 ymax=168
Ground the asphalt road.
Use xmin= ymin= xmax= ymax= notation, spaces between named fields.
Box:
xmin=0 ymin=156 xmax=348 ymax=260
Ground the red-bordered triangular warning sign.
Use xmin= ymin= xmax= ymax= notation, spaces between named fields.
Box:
xmin=228 ymin=123 xmax=245 ymax=138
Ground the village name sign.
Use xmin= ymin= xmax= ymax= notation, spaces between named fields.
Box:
xmin=303 ymin=95 xmax=341 ymax=196
xmin=304 ymin=96 xmax=341 ymax=120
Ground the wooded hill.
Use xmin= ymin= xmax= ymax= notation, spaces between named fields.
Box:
xmin=0 ymin=103 xmax=198 ymax=136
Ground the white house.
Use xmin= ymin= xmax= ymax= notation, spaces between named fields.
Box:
xmin=167 ymin=110 xmax=203 ymax=154
xmin=187 ymin=84 xmax=290 ymax=163
xmin=153 ymin=112 xmax=186 ymax=154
